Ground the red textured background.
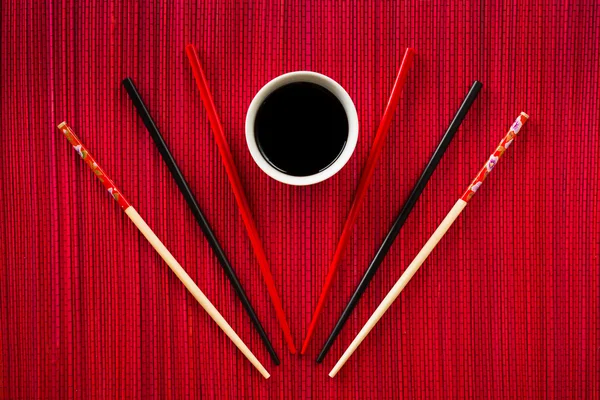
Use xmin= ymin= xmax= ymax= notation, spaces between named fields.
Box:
xmin=1 ymin=0 xmax=599 ymax=398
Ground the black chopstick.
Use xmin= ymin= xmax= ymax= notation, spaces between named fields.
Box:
xmin=316 ymin=80 xmax=483 ymax=363
xmin=122 ymin=77 xmax=279 ymax=365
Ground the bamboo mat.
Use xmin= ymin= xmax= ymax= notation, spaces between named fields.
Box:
xmin=1 ymin=1 xmax=599 ymax=398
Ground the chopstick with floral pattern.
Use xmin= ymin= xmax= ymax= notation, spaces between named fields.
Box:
xmin=329 ymin=112 xmax=529 ymax=377
xmin=58 ymin=122 xmax=270 ymax=379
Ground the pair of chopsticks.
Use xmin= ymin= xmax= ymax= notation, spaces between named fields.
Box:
xmin=329 ymin=112 xmax=530 ymax=377
xmin=57 ymin=122 xmax=271 ymax=379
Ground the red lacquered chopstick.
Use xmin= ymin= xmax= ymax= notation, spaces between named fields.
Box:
xmin=301 ymin=48 xmax=415 ymax=354
xmin=185 ymin=44 xmax=296 ymax=354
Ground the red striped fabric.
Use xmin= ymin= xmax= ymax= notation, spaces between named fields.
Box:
xmin=1 ymin=1 xmax=599 ymax=398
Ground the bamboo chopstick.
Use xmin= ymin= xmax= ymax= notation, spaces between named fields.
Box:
xmin=329 ymin=112 xmax=529 ymax=377
xmin=58 ymin=122 xmax=270 ymax=379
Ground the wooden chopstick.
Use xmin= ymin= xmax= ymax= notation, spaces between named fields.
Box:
xmin=58 ymin=122 xmax=270 ymax=379
xmin=329 ymin=113 xmax=530 ymax=377
xmin=301 ymin=48 xmax=416 ymax=354
xmin=185 ymin=44 xmax=296 ymax=354
xmin=316 ymin=80 xmax=483 ymax=362
xmin=121 ymin=77 xmax=279 ymax=365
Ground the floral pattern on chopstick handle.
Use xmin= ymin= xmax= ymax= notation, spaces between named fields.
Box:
xmin=58 ymin=122 xmax=131 ymax=210
xmin=460 ymin=112 xmax=529 ymax=202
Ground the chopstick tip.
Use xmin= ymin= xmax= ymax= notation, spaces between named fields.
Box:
xmin=300 ymin=338 xmax=311 ymax=355
xmin=520 ymin=111 xmax=530 ymax=119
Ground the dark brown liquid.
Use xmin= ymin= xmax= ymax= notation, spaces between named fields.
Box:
xmin=254 ymin=82 xmax=348 ymax=177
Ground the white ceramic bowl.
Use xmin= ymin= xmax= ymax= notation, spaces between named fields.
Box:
xmin=245 ymin=71 xmax=358 ymax=186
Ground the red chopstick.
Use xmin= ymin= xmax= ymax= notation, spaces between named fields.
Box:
xmin=301 ymin=48 xmax=415 ymax=354
xmin=185 ymin=44 xmax=296 ymax=354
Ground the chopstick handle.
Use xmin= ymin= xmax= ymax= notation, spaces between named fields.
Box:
xmin=124 ymin=207 xmax=270 ymax=379
xmin=59 ymin=122 xmax=131 ymax=210
xmin=460 ymin=112 xmax=529 ymax=202
xmin=329 ymin=113 xmax=529 ymax=377
xmin=121 ymin=78 xmax=280 ymax=365
xmin=329 ymin=199 xmax=467 ymax=378
xmin=316 ymin=80 xmax=483 ymax=362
